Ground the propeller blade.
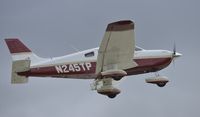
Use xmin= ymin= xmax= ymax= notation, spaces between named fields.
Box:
xmin=172 ymin=42 xmax=176 ymax=67
xmin=172 ymin=42 xmax=182 ymax=66
xmin=173 ymin=42 xmax=176 ymax=56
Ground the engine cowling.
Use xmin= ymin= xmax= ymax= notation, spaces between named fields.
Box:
xmin=145 ymin=76 xmax=169 ymax=87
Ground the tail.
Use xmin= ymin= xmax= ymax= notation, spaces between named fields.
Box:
xmin=5 ymin=38 xmax=46 ymax=84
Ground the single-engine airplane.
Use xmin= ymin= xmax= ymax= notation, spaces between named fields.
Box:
xmin=5 ymin=20 xmax=181 ymax=98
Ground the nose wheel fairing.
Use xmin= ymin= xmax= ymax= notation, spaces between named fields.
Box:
xmin=145 ymin=75 xmax=169 ymax=87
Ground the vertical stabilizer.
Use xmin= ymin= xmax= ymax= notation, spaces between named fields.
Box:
xmin=5 ymin=38 xmax=46 ymax=84
xmin=5 ymin=38 xmax=46 ymax=64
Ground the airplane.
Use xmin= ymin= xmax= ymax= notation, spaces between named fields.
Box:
xmin=5 ymin=20 xmax=182 ymax=98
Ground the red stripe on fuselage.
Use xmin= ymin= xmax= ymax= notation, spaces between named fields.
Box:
xmin=18 ymin=57 xmax=172 ymax=78
xmin=19 ymin=62 xmax=96 ymax=77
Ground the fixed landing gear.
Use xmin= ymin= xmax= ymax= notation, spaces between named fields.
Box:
xmin=145 ymin=72 xmax=169 ymax=87
xmin=97 ymin=87 xmax=121 ymax=99
xmin=91 ymin=78 xmax=121 ymax=99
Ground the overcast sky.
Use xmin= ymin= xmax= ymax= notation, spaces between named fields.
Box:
xmin=0 ymin=0 xmax=200 ymax=117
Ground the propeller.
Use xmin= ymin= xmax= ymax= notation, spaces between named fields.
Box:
xmin=172 ymin=43 xmax=176 ymax=66
xmin=173 ymin=43 xmax=176 ymax=57
xmin=172 ymin=42 xmax=182 ymax=66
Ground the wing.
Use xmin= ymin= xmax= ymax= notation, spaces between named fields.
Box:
xmin=96 ymin=20 xmax=138 ymax=76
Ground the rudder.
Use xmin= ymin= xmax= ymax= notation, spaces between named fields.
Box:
xmin=5 ymin=38 xmax=46 ymax=64
xmin=5 ymin=38 xmax=31 ymax=53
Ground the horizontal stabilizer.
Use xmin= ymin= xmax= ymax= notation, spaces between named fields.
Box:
xmin=11 ymin=59 xmax=30 ymax=84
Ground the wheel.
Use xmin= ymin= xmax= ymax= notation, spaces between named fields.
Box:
xmin=113 ymin=76 xmax=122 ymax=81
xmin=157 ymin=82 xmax=166 ymax=87
xmin=107 ymin=94 xmax=117 ymax=98
xmin=113 ymin=78 xmax=122 ymax=81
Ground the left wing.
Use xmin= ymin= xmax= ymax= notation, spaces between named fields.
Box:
xmin=96 ymin=20 xmax=138 ymax=77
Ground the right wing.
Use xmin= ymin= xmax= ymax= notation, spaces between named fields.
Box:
xmin=96 ymin=20 xmax=138 ymax=76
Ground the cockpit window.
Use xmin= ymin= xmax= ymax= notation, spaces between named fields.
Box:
xmin=85 ymin=51 xmax=94 ymax=57
xmin=135 ymin=46 xmax=144 ymax=51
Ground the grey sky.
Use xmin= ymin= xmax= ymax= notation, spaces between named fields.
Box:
xmin=0 ymin=0 xmax=200 ymax=117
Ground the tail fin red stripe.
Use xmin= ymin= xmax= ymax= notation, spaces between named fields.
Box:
xmin=5 ymin=38 xmax=31 ymax=53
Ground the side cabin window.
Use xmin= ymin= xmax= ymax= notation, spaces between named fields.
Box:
xmin=85 ymin=51 xmax=94 ymax=57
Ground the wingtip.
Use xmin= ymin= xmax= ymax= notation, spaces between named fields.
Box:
xmin=106 ymin=20 xmax=135 ymax=31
